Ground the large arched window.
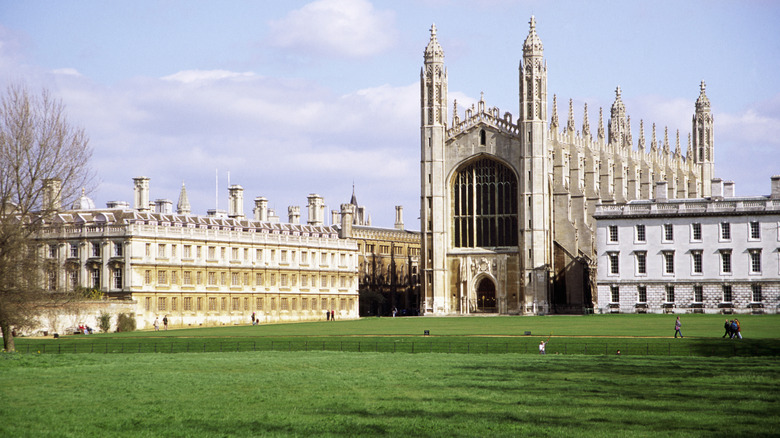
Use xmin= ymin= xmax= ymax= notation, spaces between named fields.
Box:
xmin=453 ymin=158 xmax=518 ymax=248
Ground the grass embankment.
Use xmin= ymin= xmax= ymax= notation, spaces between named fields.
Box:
xmin=1 ymin=352 xmax=778 ymax=437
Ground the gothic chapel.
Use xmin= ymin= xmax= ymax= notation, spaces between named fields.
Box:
xmin=420 ymin=17 xmax=714 ymax=315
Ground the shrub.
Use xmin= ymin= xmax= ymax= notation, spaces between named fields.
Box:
xmin=116 ymin=313 xmax=136 ymax=333
xmin=98 ymin=312 xmax=111 ymax=333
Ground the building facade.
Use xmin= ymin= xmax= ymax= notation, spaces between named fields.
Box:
xmin=594 ymin=177 xmax=780 ymax=314
xmin=420 ymin=18 xmax=714 ymax=315
xmin=35 ymin=178 xmax=360 ymax=330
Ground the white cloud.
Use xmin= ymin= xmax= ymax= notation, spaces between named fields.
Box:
xmin=267 ymin=0 xmax=398 ymax=58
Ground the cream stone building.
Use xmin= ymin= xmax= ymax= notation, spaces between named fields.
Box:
xmin=420 ymin=18 xmax=715 ymax=315
xmin=595 ymin=177 xmax=780 ymax=314
xmin=35 ymin=178 xmax=359 ymax=331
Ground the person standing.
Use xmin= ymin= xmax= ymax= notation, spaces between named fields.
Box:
xmin=326 ymin=310 xmax=330 ymax=321
xmin=331 ymin=310 xmax=335 ymax=321
xmin=163 ymin=315 xmax=168 ymax=331
xmin=154 ymin=317 xmax=159 ymax=331
xmin=251 ymin=312 xmax=256 ymax=326
xmin=539 ymin=341 xmax=546 ymax=355
xmin=674 ymin=316 xmax=683 ymax=338
xmin=723 ymin=319 xmax=731 ymax=338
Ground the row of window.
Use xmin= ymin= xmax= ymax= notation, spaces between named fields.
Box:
xmin=144 ymin=270 xmax=351 ymax=289
xmin=145 ymin=243 xmax=351 ymax=267
xmin=610 ymin=284 xmax=765 ymax=303
xmin=144 ymin=296 xmax=352 ymax=313
xmin=359 ymin=243 xmax=416 ymax=256
xmin=608 ymin=249 xmax=765 ymax=275
xmin=48 ymin=242 xmax=123 ymax=259
xmin=609 ymin=221 xmax=764 ymax=244
xmin=49 ymin=268 xmax=123 ymax=291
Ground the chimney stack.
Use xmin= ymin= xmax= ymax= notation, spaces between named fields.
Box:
xmin=307 ymin=194 xmax=325 ymax=226
xmin=228 ymin=185 xmax=244 ymax=219
xmin=771 ymin=176 xmax=780 ymax=199
xmin=339 ymin=203 xmax=355 ymax=238
xmin=711 ymin=178 xmax=724 ymax=199
xmin=394 ymin=206 xmax=404 ymax=230
xmin=288 ymin=206 xmax=301 ymax=224
xmin=654 ymin=181 xmax=668 ymax=202
xmin=42 ymin=178 xmax=62 ymax=212
xmin=133 ymin=177 xmax=151 ymax=212
xmin=723 ymin=181 xmax=735 ymax=198
xmin=253 ymin=197 xmax=268 ymax=221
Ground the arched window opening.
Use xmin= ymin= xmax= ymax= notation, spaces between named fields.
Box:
xmin=479 ymin=129 xmax=486 ymax=146
xmin=453 ymin=158 xmax=518 ymax=248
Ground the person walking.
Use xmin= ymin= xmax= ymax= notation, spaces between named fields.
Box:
xmin=251 ymin=312 xmax=256 ymax=326
xmin=722 ymin=319 xmax=731 ymax=338
xmin=326 ymin=310 xmax=330 ymax=321
xmin=154 ymin=317 xmax=159 ymax=331
xmin=734 ymin=318 xmax=742 ymax=339
xmin=674 ymin=316 xmax=683 ymax=338
xmin=331 ymin=310 xmax=335 ymax=321
xmin=163 ymin=315 xmax=168 ymax=331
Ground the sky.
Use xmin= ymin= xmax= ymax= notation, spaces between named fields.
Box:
xmin=1 ymin=0 xmax=778 ymax=228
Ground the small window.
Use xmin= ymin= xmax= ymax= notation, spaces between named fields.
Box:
xmin=752 ymin=284 xmax=762 ymax=302
xmin=721 ymin=251 xmax=732 ymax=273
xmin=721 ymin=222 xmax=731 ymax=240
xmin=692 ymin=251 xmax=703 ymax=274
xmin=636 ymin=252 xmax=646 ymax=275
xmin=722 ymin=285 xmax=732 ymax=302
xmin=114 ymin=242 xmax=123 ymax=257
xmin=750 ymin=250 xmax=762 ymax=273
xmin=663 ymin=251 xmax=675 ymax=274
xmin=635 ymin=224 xmax=646 ymax=242
xmin=70 ymin=243 xmax=79 ymax=258
xmin=663 ymin=224 xmax=674 ymax=242
xmin=609 ymin=253 xmax=619 ymax=275
xmin=479 ymin=129 xmax=486 ymax=146
xmin=691 ymin=223 xmax=702 ymax=241
xmin=608 ymin=225 xmax=618 ymax=243
xmin=665 ymin=285 xmax=675 ymax=303
xmin=92 ymin=242 xmax=101 ymax=257
xmin=750 ymin=221 xmax=760 ymax=240
xmin=610 ymin=286 xmax=619 ymax=303
xmin=637 ymin=285 xmax=647 ymax=303
xmin=693 ymin=285 xmax=703 ymax=303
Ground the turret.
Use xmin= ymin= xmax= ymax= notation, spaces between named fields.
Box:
xmin=693 ymin=81 xmax=714 ymax=196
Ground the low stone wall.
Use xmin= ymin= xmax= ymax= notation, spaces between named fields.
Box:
xmin=25 ymin=300 xmax=137 ymax=336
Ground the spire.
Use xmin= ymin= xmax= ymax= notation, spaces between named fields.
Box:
xmin=675 ymin=129 xmax=681 ymax=156
xmin=424 ymin=23 xmax=444 ymax=63
xmin=177 ymin=182 xmax=191 ymax=215
xmin=350 ymin=182 xmax=358 ymax=206
xmin=597 ymin=107 xmax=605 ymax=141
xmin=687 ymin=133 xmax=693 ymax=159
xmin=550 ymin=94 xmax=559 ymax=129
xmin=582 ymin=103 xmax=591 ymax=140
xmin=651 ymin=123 xmax=658 ymax=152
xmin=663 ymin=126 xmax=670 ymax=153
xmin=523 ymin=16 xmax=543 ymax=57
xmin=609 ymin=86 xmax=627 ymax=145
xmin=626 ymin=116 xmax=633 ymax=147
xmin=638 ymin=119 xmax=646 ymax=152
xmin=695 ymin=80 xmax=710 ymax=111
xmin=566 ymin=98 xmax=575 ymax=133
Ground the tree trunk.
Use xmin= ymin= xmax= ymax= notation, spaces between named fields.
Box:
xmin=1 ymin=323 xmax=15 ymax=352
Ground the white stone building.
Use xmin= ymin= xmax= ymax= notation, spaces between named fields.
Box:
xmin=420 ymin=18 xmax=714 ymax=315
xmin=594 ymin=177 xmax=780 ymax=314
xmin=34 ymin=178 xmax=360 ymax=331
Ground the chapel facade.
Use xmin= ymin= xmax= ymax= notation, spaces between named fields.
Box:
xmin=420 ymin=18 xmax=715 ymax=315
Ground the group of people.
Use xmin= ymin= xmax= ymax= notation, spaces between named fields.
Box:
xmin=153 ymin=316 xmax=168 ymax=331
xmin=723 ymin=318 xmax=742 ymax=339
xmin=251 ymin=312 xmax=259 ymax=325
xmin=325 ymin=310 xmax=335 ymax=321
xmin=78 ymin=324 xmax=92 ymax=335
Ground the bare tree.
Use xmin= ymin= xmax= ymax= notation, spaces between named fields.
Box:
xmin=0 ymin=83 xmax=95 ymax=351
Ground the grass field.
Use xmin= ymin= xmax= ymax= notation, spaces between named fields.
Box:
xmin=1 ymin=352 xmax=778 ymax=437
xmin=3 ymin=315 xmax=779 ymax=437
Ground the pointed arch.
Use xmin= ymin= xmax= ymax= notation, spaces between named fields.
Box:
xmin=451 ymin=156 xmax=518 ymax=248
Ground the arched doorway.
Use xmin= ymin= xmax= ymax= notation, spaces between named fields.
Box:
xmin=476 ymin=278 xmax=497 ymax=313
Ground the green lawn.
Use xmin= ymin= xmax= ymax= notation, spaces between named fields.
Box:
xmin=1 ymin=352 xmax=778 ymax=437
